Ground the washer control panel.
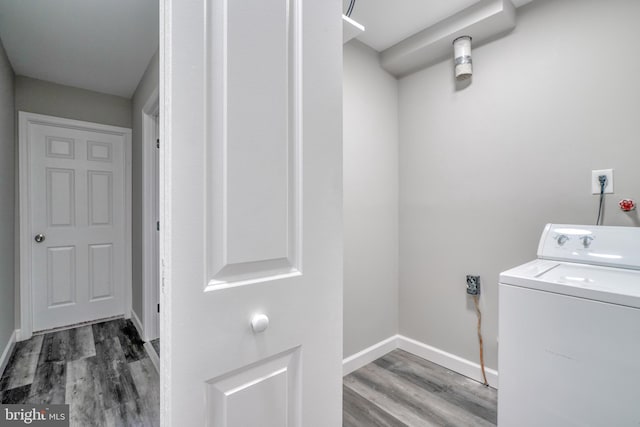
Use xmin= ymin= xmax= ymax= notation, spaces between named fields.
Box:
xmin=538 ymin=224 xmax=640 ymax=270
xmin=553 ymin=232 xmax=594 ymax=249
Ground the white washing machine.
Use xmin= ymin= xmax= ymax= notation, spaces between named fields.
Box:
xmin=498 ymin=224 xmax=640 ymax=427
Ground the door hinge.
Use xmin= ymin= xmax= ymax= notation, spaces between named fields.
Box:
xmin=156 ymin=221 xmax=160 ymax=231
xmin=156 ymin=138 xmax=159 ymax=149
xmin=161 ymin=259 xmax=165 ymax=293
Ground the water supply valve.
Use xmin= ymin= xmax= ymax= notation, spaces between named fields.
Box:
xmin=619 ymin=199 xmax=636 ymax=212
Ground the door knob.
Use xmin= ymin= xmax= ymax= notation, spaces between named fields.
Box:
xmin=251 ymin=314 xmax=269 ymax=333
xmin=34 ymin=234 xmax=45 ymax=243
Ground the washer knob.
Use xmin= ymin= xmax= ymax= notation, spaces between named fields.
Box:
xmin=556 ymin=234 xmax=569 ymax=246
xmin=580 ymin=235 xmax=594 ymax=248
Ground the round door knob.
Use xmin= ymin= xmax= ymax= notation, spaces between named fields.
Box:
xmin=251 ymin=314 xmax=269 ymax=333
xmin=34 ymin=234 xmax=45 ymax=243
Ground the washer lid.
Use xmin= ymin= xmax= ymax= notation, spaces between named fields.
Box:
xmin=500 ymin=260 xmax=640 ymax=309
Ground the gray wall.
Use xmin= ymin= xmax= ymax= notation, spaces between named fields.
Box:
xmin=0 ymin=38 xmax=15 ymax=359
xmin=398 ymin=0 xmax=640 ymax=371
xmin=131 ymin=50 xmax=159 ymax=324
xmin=15 ymin=76 xmax=131 ymax=128
xmin=343 ymin=41 xmax=399 ymax=358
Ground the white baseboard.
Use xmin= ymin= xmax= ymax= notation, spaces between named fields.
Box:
xmin=343 ymin=334 xmax=498 ymax=388
xmin=144 ymin=341 xmax=160 ymax=373
xmin=397 ymin=335 xmax=498 ymax=388
xmin=0 ymin=330 xmax=17 ymax=378
xmin=343 ymin=336 xmax=398 ymax=376
xmin=131 ymin=309 xmax=145 ymax=341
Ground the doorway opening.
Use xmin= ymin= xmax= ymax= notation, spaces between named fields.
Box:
xmin=141 ymin=89 xmax=161 ymax=367
xmin=0 ymin=1 xmax=161 ymax=424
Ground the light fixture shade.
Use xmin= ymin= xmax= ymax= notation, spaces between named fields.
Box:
xmin=453 ymin=36 xmax=472 ymax=81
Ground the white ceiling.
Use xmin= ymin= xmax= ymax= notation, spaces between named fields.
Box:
xmin=0 ymin=1 xmax=533 ymax=97
xmin=344 ymin=0 xmax=534 ymax=51
xmin=0 ymin=0 xmax=158 ymax=98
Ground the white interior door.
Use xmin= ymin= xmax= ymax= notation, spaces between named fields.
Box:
xmin=20 ymin=112 xmax=131 ymax=334
xmin=161 ymin=0 xmax=343 ymax=425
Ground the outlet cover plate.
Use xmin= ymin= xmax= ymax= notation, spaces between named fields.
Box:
xmin=592 ymin=169 xmax=614 ymax=194
xmin=466 ymin=275 xmax=480 ymax=295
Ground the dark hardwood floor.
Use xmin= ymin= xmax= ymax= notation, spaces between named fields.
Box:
xmin=343 ymin=349 xmax=497 ymax=427
xmin=3 ymin=326 xmax=493 ymax=426
xmin=0 ymin=318 xmax=159 ymax=427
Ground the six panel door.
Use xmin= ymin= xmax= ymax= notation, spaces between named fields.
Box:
xmin=27 ymin=116 xmax=128 ymax=332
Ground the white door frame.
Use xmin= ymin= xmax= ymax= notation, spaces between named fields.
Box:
xmin=159 ymin=0 xmax=169 ymax=419
xmin=18 ymin=112 xmax=132 ymax=341
xmin=142 ymin=88 xmax=160 ymax=341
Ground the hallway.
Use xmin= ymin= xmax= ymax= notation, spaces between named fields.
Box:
xmin=0 ymin=318 xmax=159 ymax=426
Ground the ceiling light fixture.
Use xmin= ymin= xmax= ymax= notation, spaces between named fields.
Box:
xmin=453 ymin=36 xmax=472 ymax=81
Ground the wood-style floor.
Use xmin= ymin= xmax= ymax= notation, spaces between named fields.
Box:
xmin=0 ymin=318 xmax=159 ymax=427
xmin=2 ymin=325 xmax=493 ymax=426
xmin=343 ymin=349 xmax=497 ymax=427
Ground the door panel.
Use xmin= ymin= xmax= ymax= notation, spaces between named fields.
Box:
xmin=23 ymin=114 xmax=131 ymax=333
xmin=206 ymin=0 xmax=300 ymax=286
xmin=46 ymin=136 xmax=74 ymax=159
xmin=88 ymin=243 xmax=113 ymax=300
xmin=47 ymin=168 xmax=75 ymax=226
xmin=87 ymin=140 xmax=113 ymax=162
xmin=206 ymin=347 xmax=301 ymax=427
xmin=47 ymin=246 xmax=76 ymax=307
xmin=163 ymin=0 xmax=343 ymax=424
xmin=223 ymin=0 xmax=290 ymax=267
xmin=87 ymin=171 xmax=113 ymax=225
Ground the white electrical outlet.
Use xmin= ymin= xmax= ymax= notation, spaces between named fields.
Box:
xmin=591 ymin=169 xmax=614 ymax=194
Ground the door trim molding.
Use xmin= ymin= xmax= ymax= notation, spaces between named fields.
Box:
xmin=159 ymin=0 xmax=171 ymax=420
xmin=131 ymin=306 xmax=145 ymax=340
xmin=0 ymin=329 xmax=17 ymax=377
xmin=141 ymin=88 xmax=159 ymax=341
xmin=18 ymin=111 xmax=132 ymax=341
